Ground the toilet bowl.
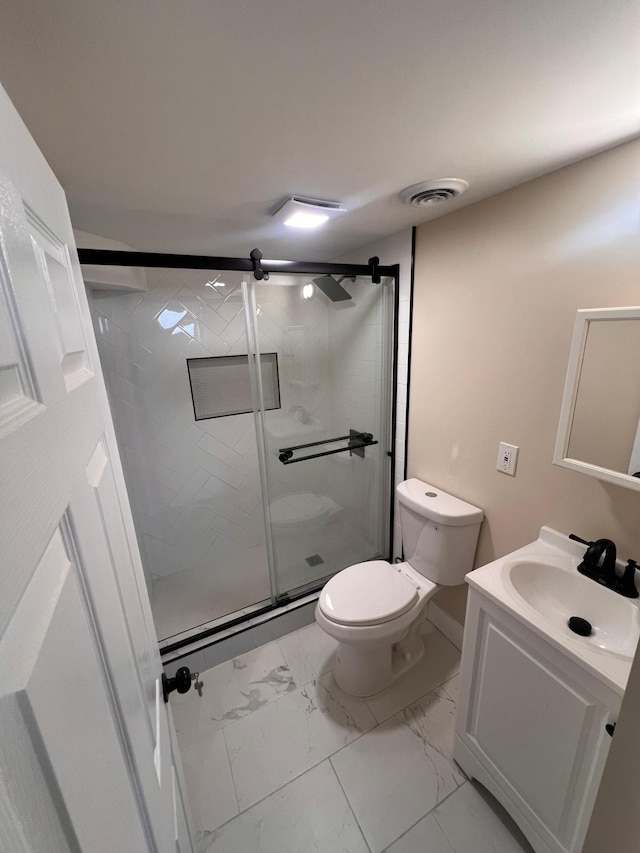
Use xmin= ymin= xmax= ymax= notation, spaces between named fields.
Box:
xmin=315 ymin=560 xmax=438 ymax=696
xmin=315 ymin=479 xmax=483 ymax=697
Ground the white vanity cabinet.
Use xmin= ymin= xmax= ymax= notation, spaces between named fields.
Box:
xmin=454 ymin=589 xmax=620 ymax=853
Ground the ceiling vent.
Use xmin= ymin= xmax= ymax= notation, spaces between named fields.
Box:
xmin=399 ymin=178 xmax=469 ymax=208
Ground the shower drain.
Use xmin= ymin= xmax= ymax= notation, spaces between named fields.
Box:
xmin=306 ymin=554 xmax=324 ymax=567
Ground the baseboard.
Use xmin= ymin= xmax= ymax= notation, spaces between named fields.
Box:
xmin=428 ymin=602 xmax=464 ymax=650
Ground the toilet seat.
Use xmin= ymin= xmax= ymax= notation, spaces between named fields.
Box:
xmin=318 ymin=560 xmax=419 ymax=627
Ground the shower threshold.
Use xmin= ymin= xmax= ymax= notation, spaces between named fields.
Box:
xmin=160 ymin=589 xmax=320 ymax=665
xmin=159 ymin=571 xmax=336 ymax=661
xmin=158 ymin=598 xmax=272 ymax=656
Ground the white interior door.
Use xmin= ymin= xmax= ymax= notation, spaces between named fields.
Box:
xmin=0 ymin=85 xmax=193 ymax=852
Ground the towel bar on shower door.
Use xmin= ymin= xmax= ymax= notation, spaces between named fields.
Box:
xmin=278 ymin=429 xmax=378 ymax=465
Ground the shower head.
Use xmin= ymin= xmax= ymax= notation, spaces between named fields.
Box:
xmin=312 ymin=275 xmax=354 ymax=302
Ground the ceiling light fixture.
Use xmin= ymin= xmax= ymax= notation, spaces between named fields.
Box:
xmin=285 ymin=211 xmax=329 ymax=229
xmin=273 ymin=196 xmax=346 ymax=230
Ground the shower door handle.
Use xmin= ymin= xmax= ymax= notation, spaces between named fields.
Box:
xmin=278 ymin=430 xmax=377 ymax=465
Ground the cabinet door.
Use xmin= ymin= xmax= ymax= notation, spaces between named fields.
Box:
xmin=465 ymin=611 xmax=611 ymax=851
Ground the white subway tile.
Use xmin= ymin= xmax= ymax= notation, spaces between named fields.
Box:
xmin=170 ymin=468 xmax=211 ymax=508
xmin=198 ymin=431 xmax=245 ymax=468
xmin=133 ymin=273 xmax=182 ymax=321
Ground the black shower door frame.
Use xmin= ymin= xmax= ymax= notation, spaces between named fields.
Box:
xmin=78 ymin=248 xmax=401 ymax=654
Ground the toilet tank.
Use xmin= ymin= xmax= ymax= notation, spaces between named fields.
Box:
xmin=397 ymin=479 xmax=483 ymax=585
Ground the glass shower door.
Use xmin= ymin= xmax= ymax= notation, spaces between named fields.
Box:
xmin=244 ymin=271 xmax=394 ymax=601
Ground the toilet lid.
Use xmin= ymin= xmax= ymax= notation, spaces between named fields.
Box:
xmin=319 ymin=561 xmax=419 ymax=626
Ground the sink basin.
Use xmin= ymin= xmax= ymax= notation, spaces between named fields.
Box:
xmin=504 ymin=558 xmax=640 ymax=659
xmin=465 ymin=527 xmax=640 ymax=694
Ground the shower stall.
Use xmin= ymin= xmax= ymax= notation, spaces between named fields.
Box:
xmin=83 ymin=250 xmax=399 ymax=652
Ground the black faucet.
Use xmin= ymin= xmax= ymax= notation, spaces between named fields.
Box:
xmin=569 ymin=534 xmax=639 ymax=598
xmin=583 ymin=537 xmax=617 ymax=580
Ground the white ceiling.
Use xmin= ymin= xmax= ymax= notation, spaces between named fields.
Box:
xmin=1 ymin=0 xmax=638 ymax=260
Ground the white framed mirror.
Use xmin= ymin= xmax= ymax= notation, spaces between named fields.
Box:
xmin=554 ymin=306 xmax=640 ymax=491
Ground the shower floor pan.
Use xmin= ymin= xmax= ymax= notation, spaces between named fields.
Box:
xmin=154 ymin=519 xmax=377 ymax=649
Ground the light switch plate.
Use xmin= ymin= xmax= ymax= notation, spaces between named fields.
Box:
xmin=497 ymin=442 xmax=519 ymax=476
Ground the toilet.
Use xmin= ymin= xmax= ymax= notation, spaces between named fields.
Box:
xmin=315 ymin=478 xmax=483 ymax=697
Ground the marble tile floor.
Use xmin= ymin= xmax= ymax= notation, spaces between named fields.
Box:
xmin=171 ymin=620 xmax=534 ymax=853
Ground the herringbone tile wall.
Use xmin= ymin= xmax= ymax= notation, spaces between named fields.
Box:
xmin=90 ymin=269 xmax=274 ymax=639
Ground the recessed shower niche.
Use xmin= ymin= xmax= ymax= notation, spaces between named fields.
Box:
xmin=85 ymin=252 xmax=399 ymax=650
xmin=187 ymin=353 xmax=281 ymax=420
